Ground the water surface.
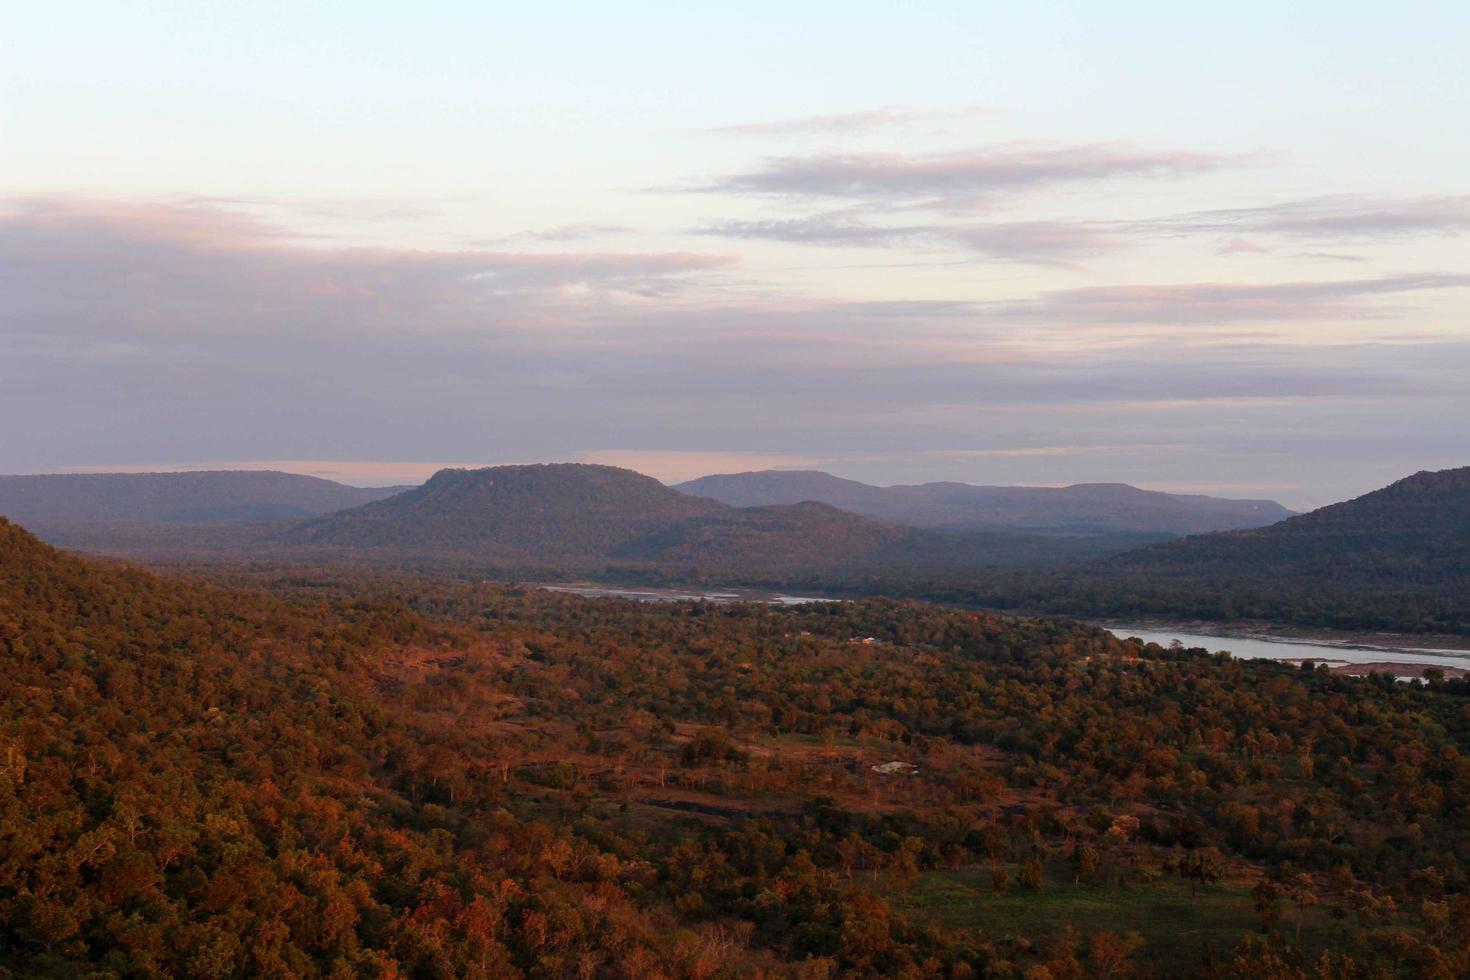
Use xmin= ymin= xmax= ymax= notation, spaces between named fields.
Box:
xmin=541 ymin=584 xmax=833 ymax=606
xmin=1099 ymin=624 xmax=1470 ymax=671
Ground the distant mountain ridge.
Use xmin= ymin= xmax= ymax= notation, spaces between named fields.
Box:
xmin=1115 ymin=466 xmax=1470 ymax=581
xmin=282 ymin=463 xmax=1155 ymax=571
xmin=675 ymin=470 xmax=1295 ymax=535
xmin=916 ymin=466 xmax=1470 ymax=635
xmin=0 ymin=470 xmax=407 ymax=524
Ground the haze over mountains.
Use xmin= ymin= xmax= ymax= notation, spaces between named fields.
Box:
xmin=0 ymin=470 xmax=406 ymax=524
xmin=676 ymin=470 xmax=1295 ymax=535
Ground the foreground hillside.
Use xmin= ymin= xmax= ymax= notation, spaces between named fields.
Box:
xmin=675 ymin=471 xmax=1294 ymax=535
xmin=0 ymin=470 xmax=405 ymax=524
xmin=6 ymin=517 xmax=1470 ymax=976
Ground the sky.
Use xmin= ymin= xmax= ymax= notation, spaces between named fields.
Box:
xmin=2 ymin=2 xmax=1467 ymax=509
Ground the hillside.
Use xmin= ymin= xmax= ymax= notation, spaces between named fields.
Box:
xmin=0 ymin=470 xmax=405 ymax=524
xmin=1112 ymin=466 xmax=1470 ymax=592
xmin=676 ymin=470 xmax=1295 ymax=535
xmin=908 ymin=467 xmax=1470 ymax=634
xmin=615 ymin=500 xmax=912 ymax=568
xmin=288 ymin=463 xmax=728 ymax=557
xmin=6 ymin=516 xmax=1470 ymax=975
xmin=288 ymin=463 xmax=940 ymax=570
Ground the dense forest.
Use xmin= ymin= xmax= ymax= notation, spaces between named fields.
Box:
xmin=6 ymin=516 xmax=1470 ymax=976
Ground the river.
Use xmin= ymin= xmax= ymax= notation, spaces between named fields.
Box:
xmin=1097 ymin=624 xmax=1470 ymax=672
xmin=540 ymin=584 xmax=834 ymax=605
xmin=539 ymin=584 xmax=1470 ymax=672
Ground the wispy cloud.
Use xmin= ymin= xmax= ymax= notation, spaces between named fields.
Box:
xmin=1005 ymin=272 xmax=1470 ymax=325
xmin=1158 ymin=194 xmax=1470 ymax=241
xmin=702 ymin=212 xmax=1121 ymax=265
xmin=947 ymin=221 xmax=1121 ymax=265
xmin=920 ymin=443 xmax=1189 ymax=459
xmin=701 ymin=212 xmax=917 ymax=248
xmin=491 ymin=222 xmax=636 ymax=244
xmin=700 ymin=104 xmax=991 ymax=137
xmin=1216 ymin=237 xmax=1272 ymax=255
xmin=704 ymin=141 xmax=1242 ymax=208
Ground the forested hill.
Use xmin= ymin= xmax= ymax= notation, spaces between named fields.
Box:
xmin=8 ymin=514 xmax=1470 ymax=974
xmin=284 ymin=463 xmax=924 ymax=567
xmin=287 ymin=463 xmax=730 ymax=555
xmin=675 ymin=470 xmax=1295 ymax=535
xmin=0 ymin=470 xmax=405 ymax=524
xmin=1116 ymin=466 xmax=1470 ymax=583
xmin=914 ymin=466 xmax=1470 ymax=634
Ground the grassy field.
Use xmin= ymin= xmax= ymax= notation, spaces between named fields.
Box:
xmin=893 ymin=865 xmax=1339 ymax=975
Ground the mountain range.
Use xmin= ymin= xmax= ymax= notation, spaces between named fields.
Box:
xmin=1 ymin=464 xmax=1167 ymax=570
xmin=0 ymin=470 xmax=406 ymax=524
xmin=675 ymin=470 xmax=1295 ymax=535
xmin=285 ymin=463 xmax=1119 ymax=570
xmin=2 ymin=461 xmax=1467 ymax=633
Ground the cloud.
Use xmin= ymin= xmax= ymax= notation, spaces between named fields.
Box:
xmin=946 ymin=221 xmax=1120 ymax=265
xmin=4 ymin=194 xmax=1467 ymax=510
xmin=1217 ymin=237 xmax=1272 ymax=255
xmin=0 ymin=197 xmax=735 ymax=339
xmin=1005 ymin=272 xmax=1470 ymax=325
xmin=920 ymin=443 xmax=1189 ymax=459
xmin=492 ymin=222 xmax=636 ymax=244
xmin=1294 ymin=251 xmax=1370 ymax=263
xmin=699 ymin=184 xmax=1470 ymax=267
xmin=1160 ymin=194 xmax=1470 ymax=241
xmin=704 ymin=141 xmax=1241 ymax=208
xmin=702 ymin=212 xmax=1121 ymax=265
xmin=700 ymin=105 xmax=991 ymax=137
xmin=702 ymin=213 xmax=918 ymax=248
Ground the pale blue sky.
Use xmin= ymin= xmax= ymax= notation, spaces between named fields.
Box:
xmin=3 ymin=2 xmax=1468 ymax=506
